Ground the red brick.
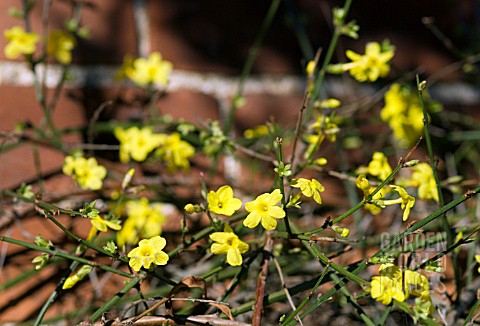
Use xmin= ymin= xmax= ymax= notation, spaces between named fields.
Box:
xmin=156 ymin=90 xmax=219 ymax=122
xmin=0 ymin=86 xmax=85 ymax=189
xmin=235 ymin=92 xmax=304 ymax=130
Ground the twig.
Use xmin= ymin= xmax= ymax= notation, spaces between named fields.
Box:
xmin=232 ymin=142 xmax=275 ymax=163
xmin=252 ymin=231 xmax=273 ymax=326
xmin=272 ymin=256 xmax=303 ymax=326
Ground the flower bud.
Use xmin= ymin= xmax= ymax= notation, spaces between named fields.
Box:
xmin=332 ymin=225 xmax=350 ymax=237
xmin=121 ymin=168 xmax=135 ymax=190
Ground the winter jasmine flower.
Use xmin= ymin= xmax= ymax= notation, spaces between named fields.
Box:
xmin=291 ymin=178 xmax=325 ymax=205
xmin=47 ymin=30 xmax=75 ymax=64
xmin=209 ymin=225 xmax=249 ymax=266
xmin=3 ymin=26 xmax=39 ymax=59
xmin=341 ymin=41 xmax=394 ymax=82
xmin=127 ymin=235 xmax=169 ymax=272
xmin=410 ymin=163 xmax=439 ymax=202
xmin=244 ymin=189 xmax=285 ymax=230
xmin=207 ymin=185 xmax=242 ymax=216
xmin=114 ymin=126 xmax=164 ymax=163
xmin=62 ymin=155 xmax=107 ymax=190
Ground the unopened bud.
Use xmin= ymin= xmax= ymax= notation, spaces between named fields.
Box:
xmin=418 ymin=80 xmax=427 ymax=92
xmin=121 ymin=168 xmax=135 ymax=190
xmin=184 ymin=204 xmax=195 ymax=214
xmin=404 ymin=159 xmax=419 ymax=167
xmin=332 ymin=225 xmax=350 ymax=237
xmin=35 ymin=235 xmax=53 ymax=249
xmin=356 ymin=174 xmax=370 ymax=191
xmin=184 ymin=203 xmax=203 ymax=214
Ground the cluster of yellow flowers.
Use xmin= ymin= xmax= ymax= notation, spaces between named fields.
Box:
xmin=4 ymin=26 xmax=75 ymax=64
xmin=380 ymin=83 xmax=425 ymax=148
xmin=304 ymin=114 xmax=340 ymax=157
xmin=116 ymin=198 xmax=166 ymax=248
xmin=370 ymin=263 xmax=433 ymax=313
xmin=409 ymin=162 xmax=439 ymax=202
xmin=329 ymin=41 xmax=395 ymax=82
xmin=356 ymin=152 xmax=439 ymax=220
xmin=188 ymin=179 xmax=326 ymax=266
xmin=62 ymin=155 xmax=107 ymax=190
xmin=116 ymin=52 xmax=173 ymax=88
xmin=243 ymin=125 xmax=269 ymax=139
xmin=114 ymin=126 xmax=195 ymax=171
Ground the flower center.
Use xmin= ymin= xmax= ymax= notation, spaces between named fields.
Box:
xmin=139 ymin=246 xmax=153 ymax=257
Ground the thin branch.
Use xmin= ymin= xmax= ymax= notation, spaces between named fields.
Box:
xmin=252 ymin=231 xmax=273 ymax=326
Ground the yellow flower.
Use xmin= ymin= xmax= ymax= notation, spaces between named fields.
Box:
xmin=115 ymin=54 xmax=135 ymax=81
xmin=342 ymin=42 xmax=394 ymax=82
xmin=332 ymin=225 xmax=350 ymax=237
xmin=244 ymin=125 xmax=269 ymax=139
xmin=410 ymin=163 xmax=439 ymax=202
xmin=370 ymin=263 xmax=432 ymax=310
xmin=305 ymin=115 xmax=339 ymax=145
xmin=380 ymin=84 xmax=424 ymax=148
xmin=62 ymin=156 xmax=107 ymax=190
xmin=155 ymin=132 xmax=195 ymax=172
xmin=117 ymin=198 xmax=166 ymax=247
xmin=3 ymin=26 xmax=39 ymax=59
xmin=371 ymin=275 xmax=405 ymax=305
xmin=90 ymin=215 xmax=121 ymax=232
xmin=207 ymin=185 xmax=242 ymax=216
xmin=367 ymin=152 xmax=392 ymax=181
xmin=404 ymin=270 xmax=431 ymax=303
xmin=129 ymin=52 xmax=173 ymax=87
xmin=114 ymin=126 xmax=164 ymax=163
xmin=317 ymin=98 xmax=341 ymax=109
xmin=291 ymin=178 xmax=325 ymax=205
xmin=356 ymin=174 xmax=370 ymax=198
xmin=62 ymin=265 xmax=92 ymax=290
xmin=209 ymin=226 xmax=249 ymax=266
xmin=127 ymin=235 xmax=169 ymax=272
xmin=381 ymin=185 xmax=415 ymax=221
xmin=365 ymin=186 xmax=388 ymax=215
xmin=47 ymin=30 xmax=75 ymax=64
xmin=475 ymin=255 xmax=480 ymax=273
xmin=244 ymin=189 xmax=285 ymax=230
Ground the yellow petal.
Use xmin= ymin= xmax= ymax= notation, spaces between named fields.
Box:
xmin=243 ymin=212 xmax=261 ymax=228
xmin=211 ymin=243 xmax=229 ymax=255
xmin=153 ymin=251 xmax=169 ymax=265
xmin=226 ymin=248 xmax=242 ymax=266
xmin=268 ymin=206 xmax=286 ymax=219
xmin=210 ymin=232 xmax=230 ymax=244
xmin=261 ymin=215 xmax=278 ymax=230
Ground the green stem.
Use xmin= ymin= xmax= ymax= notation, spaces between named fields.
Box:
xmin=224 ymin=0 xmax=281 ymax=134
xmin=308 ymin=243 xmax=368 ymax=285
xmin=281 ymin=266 xmax=331 ymax=325
xmin=35 ymin=260 xmax=80 ymax=326
xmin=303 ymin=0 xmax=353 ymax=123
xmin=0 ymin=235 xmax=133 ymax=278
xmin=330 ymin=273 xmax=375 ymax=326
xmin=230 ymin=276 xmax=322 ymax=316
xmin=275 ymin=138 xmax=293 ymax=236
xmin=300 ymin=186 xmax=480 ymax=317
xmin=90 ymin=274 xmax=144 ymax=322
xmin=306 ymin=163 xmax=403 ymax=235
xmin=43 ymin=212 xmax=124 ymax=260
xmin=168 ymin=213 xmax=246 ymax=257
xmin=416 ymin=75 xmax=460 ymax=299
